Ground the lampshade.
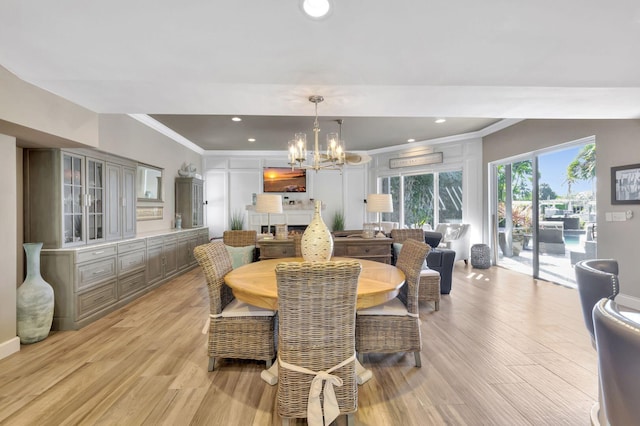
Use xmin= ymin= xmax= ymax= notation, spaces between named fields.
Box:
xmin=255 ymin=194 xmax=283 ymax=214
xmin=367 ymin=194 xmax=393 ymax=213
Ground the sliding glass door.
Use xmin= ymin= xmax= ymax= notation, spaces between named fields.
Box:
xmin=493 ymin=159 xmax=534 ymax=276
xmin=490 ymin=139 xmax=596 ymax=287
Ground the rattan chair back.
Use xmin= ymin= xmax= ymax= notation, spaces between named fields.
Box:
xmin=390 ymin=229 xmax=425 ymax=244
xmin=223 ymin=230 xmax=257 ymax=247
xmin=193 ymin=241 xmax=234 ymax=314
xmin=391 ymin=228 xmax=440 ymax=309
xmin=275 ymin=260 xmax=361 ymax=422
xmin=395 ymin=239 xmax=430 ymax=315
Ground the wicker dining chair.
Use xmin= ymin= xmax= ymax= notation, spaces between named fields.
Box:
xmin=356 ymin=238 xmax=430 ymax=367
xmin=222 ymin=230 xmax=257 ymax=247
xmin=276 ymin=261 xmax=361 ymax=426
xmin=193 ymin=241 xmax=276 ymax=371
xmin=391 ymin=229 xmax=441 ymax=310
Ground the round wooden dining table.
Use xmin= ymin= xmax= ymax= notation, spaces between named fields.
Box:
xmin=224 ymin=257 xmax=406 ymax=310
xmin=225 ymin=257 xmax=406 ymax=385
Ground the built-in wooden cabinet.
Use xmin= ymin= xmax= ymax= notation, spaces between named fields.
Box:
xmin=175 ymin=177 xmax=204 ymax=228
xmin=177 ymin=230 xmax=200 ymax=271
xmin=146 ymin=234 xmax=178 ymax=288
xmin=25 ymin=148 xmax=137 ymax=249
xmin=105 ymin=162 xmax=137 ymax=241
xmin=40 ymin=228 xmax=209 ymax=330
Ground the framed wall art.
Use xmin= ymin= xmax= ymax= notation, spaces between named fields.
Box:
xmin=611 ymin=163 xmax=640 ymax=204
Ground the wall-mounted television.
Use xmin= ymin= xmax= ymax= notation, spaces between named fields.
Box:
xmin=263 ymin=167 xmax=307 ymax=193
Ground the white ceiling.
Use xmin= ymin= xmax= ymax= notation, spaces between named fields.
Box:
xmin=2 ymin=1 xmax=640 ymax=151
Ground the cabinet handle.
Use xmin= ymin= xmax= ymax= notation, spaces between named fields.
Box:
xmin=92 ymin=269 xmax=106 ymax=275
xmin=365 ymin=248 xmax=370 ymax=253
xmin=93 ymin=251 xmax=104 ymax=255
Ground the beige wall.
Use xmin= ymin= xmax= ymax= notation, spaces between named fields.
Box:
xmin=0 ymin=134 xmax=18 ymax=358
xmin=484 ymin=119 xmax=640 ymax=303
xmin=0 ymin=66 xmax=98 ymax=148
xmin=98 ymin=115 xmax=204 ymax=233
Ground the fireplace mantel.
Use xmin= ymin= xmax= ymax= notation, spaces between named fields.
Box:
xmin=246 ymin=203 xmax=325 ymax=233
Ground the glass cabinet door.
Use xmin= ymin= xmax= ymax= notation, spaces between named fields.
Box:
xmin=86 ymin=158 xmax=106 ymax=243
xmin=63 ymin=153 xmax=85 ymax=245
xmin=192 ymin=181 xmax=203 ymax=226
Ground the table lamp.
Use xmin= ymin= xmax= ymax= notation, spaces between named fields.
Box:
xmin=255 ymin=194 xmax=283 ymax=239
xmin=367 ymin=193 xmax=393 ymax=238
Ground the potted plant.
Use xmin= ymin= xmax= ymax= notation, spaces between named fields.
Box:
xmin=332 ymin=211 xmax=345 ymax=232
xmin=230 ymin=210 xmax=245 ymax=230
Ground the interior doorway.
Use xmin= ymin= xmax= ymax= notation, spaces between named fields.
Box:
xmin=490 ymin=137 xmax=596 ymax=287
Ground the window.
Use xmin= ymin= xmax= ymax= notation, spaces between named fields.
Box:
xmin=438 ymin=171 xmax=463 ymax=223
xmin=380 ymin=170 xmax=462 ymax=228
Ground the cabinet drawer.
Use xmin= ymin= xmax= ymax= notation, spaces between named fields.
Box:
xmin=76 ymin=280 xmax=117 ymax=319
xmin=332 ymin=245 xmax=346 ymax=256
xmin=163 ymin=235 xmax=178 ymax=244
xmin=77 ymin=257 xmax=117 ymax=291
xmin=118 ymin=270 xmax=146 ymax=299
xmin=118 ymin=249 xmax=146 ymax=275
xmin=76 ymin=245 xmax=117 ymax=263
xmin=147 ymin=236 xmax=164 ymax=248
xmin=261 ymin=244 xmax=295 ymax=258
xmin=118 ymin=239 xmax=146 ymax=254
xmin=346 ymin=244 xmax=391 ymax=257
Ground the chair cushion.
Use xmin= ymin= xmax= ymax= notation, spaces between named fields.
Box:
xmin=220 ymin=298 xmax=275 ymax=317
xmin=225 ymin=244 xmax=255 ymax=269
xmin=420 ymin=268 xmax=440 ymax=278
xmin=393 ymin=242 xmax=428 ymax=269
xmin=357 ymin=297 xmax=408 ymax=316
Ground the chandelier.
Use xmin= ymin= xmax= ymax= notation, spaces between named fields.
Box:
xmin=288 ymin=95 xmax=346 ymax=172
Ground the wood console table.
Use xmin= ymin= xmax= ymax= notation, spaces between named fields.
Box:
xmin=258 ymin=236 xmax=393 ymax=264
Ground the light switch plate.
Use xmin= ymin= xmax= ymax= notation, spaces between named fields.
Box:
xmin=612 ymin=211 xmax=626 ymax=221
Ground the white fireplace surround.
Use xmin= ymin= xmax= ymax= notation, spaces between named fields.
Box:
xmin=246 ymin=202 xmax=325 ymax=233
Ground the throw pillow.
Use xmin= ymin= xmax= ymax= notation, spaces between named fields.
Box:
xmin=225 ymin=245 xmax=255 ymax=269
xmin=443 ymin=226 xmax=460 ymax=242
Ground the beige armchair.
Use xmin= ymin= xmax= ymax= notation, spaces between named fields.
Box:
xmin=435 ymin=223 xmax=470 ymax=264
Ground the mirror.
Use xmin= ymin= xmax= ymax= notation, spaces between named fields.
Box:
xmin=137 ymin=163 xmax=163 ymax=202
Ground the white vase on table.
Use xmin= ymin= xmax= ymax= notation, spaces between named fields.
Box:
xmin=301 ymin=200 xmax=333 ymax=262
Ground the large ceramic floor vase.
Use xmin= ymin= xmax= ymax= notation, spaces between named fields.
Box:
xmin=17 ymin=242 xmax=54 ymax=344
xmin=301 ymin=200 xmax=333 ymax=262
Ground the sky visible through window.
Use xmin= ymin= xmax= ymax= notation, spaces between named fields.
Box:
xmin=538 ymin=146 xmax=593 ymax=196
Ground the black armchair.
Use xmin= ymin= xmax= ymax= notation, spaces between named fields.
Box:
xmin=424 ymin=231 xmax=456 ymax=294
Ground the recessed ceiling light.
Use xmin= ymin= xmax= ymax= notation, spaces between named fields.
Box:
xmin=232 ymin=117 xmax=242 ymax=122
xmin=407 ymin=138 xmax=415 ymax=143
xmin=301 ymin=0 xmax=331 ymax=19
xmin=248 ymin=138 xmax=256 ymax=142
xmin=435 ymin=118 xmax=446 ymax=124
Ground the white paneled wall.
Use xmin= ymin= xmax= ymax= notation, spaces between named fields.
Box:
xmin=368 ymin=138 xmax=483 ymax=244
xmin=203 ymin=153 xmax=364 ymax=235
xmin=203 ymin=138 xmax=482 ymax=238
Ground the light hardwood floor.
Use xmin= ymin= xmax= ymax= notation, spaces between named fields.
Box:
xmin=0 ymin=263 xmax=596 ymax=425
